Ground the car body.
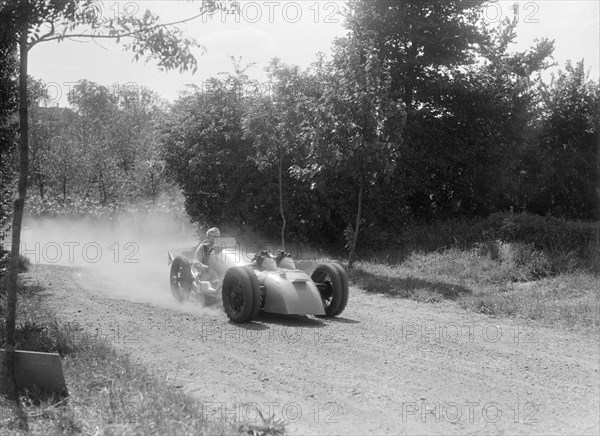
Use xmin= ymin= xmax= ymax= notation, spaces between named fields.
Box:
xmin=168 ymin=237 xmax=349 ymax=323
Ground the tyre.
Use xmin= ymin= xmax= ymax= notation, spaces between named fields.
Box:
xmin=170 ymin=256 xmax=194 ymax=302
xmin=222 ymin=266 xmax=261 ymax=323
xmin=311 ymin=262 xmax=348 ymax=317
xmin=331 ymin=262 xmax=349 ymax=316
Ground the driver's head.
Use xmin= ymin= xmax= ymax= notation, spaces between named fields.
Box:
xmin=206 ymin=227 xmax=220 ymax=243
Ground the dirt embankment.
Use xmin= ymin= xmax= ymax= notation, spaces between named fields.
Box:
xmin=25 ymin=257 xmax=599 ymax=435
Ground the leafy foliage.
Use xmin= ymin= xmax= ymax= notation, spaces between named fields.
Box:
xmin=23 ymin=78 xmax=172 ymax=204
xmin=297 ymin=35 xmax=406 ymax=266
xmin=24 ymin=194 xmax=189 ymax=229
xmin=485 ymin=213 xmax=599 ymax=262
xmin=344 ymin=0 xmax=488 ymax=108
xmin=3 ymin=0 xmax=597 ymax=265
xmin=0 ymin=31 xmax=18 ymax=243
xmin=530 ymin=62 xmax=600 ymax=219
xmin=0 ymin=0 xmax=227 ymax=70
xmin=242 ymin=58 xmax=310 ymax=248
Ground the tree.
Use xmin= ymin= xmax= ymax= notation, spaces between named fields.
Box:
xmin=298 ymin=36 xmax=405 ymax=268
xmin=161 ymin=65 xmax=256 ymax=228
xmin=411 ymin=15 xmax=556 ymax=217
xmin=344 ymin=0 xmax=487 ymax=110
xmin=242 ymin=58 xmax=306 ymax=250
xmin=123 ymin=90 xmax=172 ymax=204
xmin=0 ymin=27 xmax=18 ymax=246
xmin=532 ymin=61 xmax=599 ymax=219
xmin=68 ymin=79 xmax=123 ymax=203
xmin=341 ymin=1 xmax=563 ymax=221
xmin=0 ymin=0 xmax=232 ymax=399
xmin=340 ymin=1 xmax=488 ymax=221
xmin=27 ymin=78 xmax=80 ymax=199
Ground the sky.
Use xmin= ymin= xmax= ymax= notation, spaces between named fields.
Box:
xmin=28 ymin=0 xmax=600 ymax=106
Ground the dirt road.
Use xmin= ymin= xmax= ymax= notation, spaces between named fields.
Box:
xmin=24 ymin=255 xmax=599 ymax=435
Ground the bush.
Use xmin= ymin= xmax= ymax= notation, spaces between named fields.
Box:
xmin=485 ymin=213 xmax=599 ymax=273
xmin=485 ymin=213 xmax=599 ymax=258
xmin=357 ymin=212 xmax=599 ymax=274
xmin=25 ymin=194 xmax=188 ymax=223
xmin=358 ymin=216 xmax=487 ymax=261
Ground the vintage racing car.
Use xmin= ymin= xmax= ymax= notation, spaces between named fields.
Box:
xmin=168 ymin=238 xmax=349 ymax=323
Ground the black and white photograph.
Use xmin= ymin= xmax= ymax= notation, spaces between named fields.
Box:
xmin=1 ymin=1 xmax=598 ymax=434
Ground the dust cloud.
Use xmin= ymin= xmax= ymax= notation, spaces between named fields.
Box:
xmin=16 ymin=212 xmax=222 ymax=316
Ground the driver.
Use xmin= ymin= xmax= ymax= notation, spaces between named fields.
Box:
xmin=194 ymin=227 xmax=220 ymax=275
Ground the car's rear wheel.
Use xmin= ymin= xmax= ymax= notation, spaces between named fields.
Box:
xmin=312 ymin=262 xmax=349 ymax=317
xmin=222 ymin=266 xmax=261 ymax=323
xmin=170 ymin=256 xmax=193 ymax=302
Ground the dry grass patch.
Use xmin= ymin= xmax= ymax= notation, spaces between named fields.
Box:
xmin=460 ymin=272 xmax=599 ymax=333
xmin=349 ymin=247 xmax=599 ymax=334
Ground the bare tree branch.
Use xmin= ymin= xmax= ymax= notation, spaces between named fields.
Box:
xmin=30 ymin=8 xmax=213 ymax=47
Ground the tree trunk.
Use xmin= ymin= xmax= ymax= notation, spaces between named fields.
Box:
xmin=278 ymin=152 xmax=286 ymax=250
xmin=3 ymin=22 xmax=29 ymax=400
xmin=596 ymin=117 xmax=600 ymax=267
xmin=347 ymin=172 xmax=364 ymax=269
xmin=596 ymin=115 xmax=600 ymax=221
xmin=404 ymin=39 xmax=418 ymax=111
xmin=98 ymin=168 xmax=107 ymax=204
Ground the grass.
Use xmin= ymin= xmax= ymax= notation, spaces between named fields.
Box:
xmin=349 ymin=243 xmax=599 ymax=334
xmin=0 ymin=276 xmax=286 ymax=435
xmin=459 ymin=273 xmax=600 ymax=333
xmin=0 ymin=249 xmax=31 ymax=277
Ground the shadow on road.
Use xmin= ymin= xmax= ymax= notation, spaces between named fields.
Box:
xmin=230 ymin=320 xmax=270 ymax=331
xmin=348 ymin=268 xmax=472 ymax=301
xmin=255 ymin=312 xmax=326 ymax=328
xmin=316 ymin=316 xmax=360 ymax=324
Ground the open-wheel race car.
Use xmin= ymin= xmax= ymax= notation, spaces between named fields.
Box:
xmin=168 ymin=238 xmax=349 ymax=323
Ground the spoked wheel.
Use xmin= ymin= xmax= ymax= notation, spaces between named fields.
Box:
xmin=222 ymin=266 xmax=261 ymax=323
xmin=170 ymin=256 xmax=193 ymax=302
xmin=311 ymin=262 xmax=349 ymax=317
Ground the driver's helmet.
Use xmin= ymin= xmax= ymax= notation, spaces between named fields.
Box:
xmin=206 ymin=227 xmax=220 ymax=239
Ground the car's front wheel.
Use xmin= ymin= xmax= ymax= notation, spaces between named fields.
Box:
xmin=222 ymin=266 xmax=261 ymax=323
xmin=312 ymin=262 xmax=349 ymax=317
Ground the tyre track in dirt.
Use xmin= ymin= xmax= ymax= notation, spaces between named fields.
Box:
xmin=28 ymin=264 xmax=599 ymax=435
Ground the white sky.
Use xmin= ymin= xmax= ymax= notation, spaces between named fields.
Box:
xmin=28 ymin=0 xmax=600 ymax=106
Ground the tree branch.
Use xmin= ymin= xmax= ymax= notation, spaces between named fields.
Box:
xmin=30 ymin=20 xmax=55 ymax=48
xmin=33 ymin=9 xmax=213 ymax=45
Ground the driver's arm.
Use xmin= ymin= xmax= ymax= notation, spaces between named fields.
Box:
xmin=193 ymin=243 xmax=210 ymax=271
xmin=193 ymin=243 xmax=203 ymax=262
